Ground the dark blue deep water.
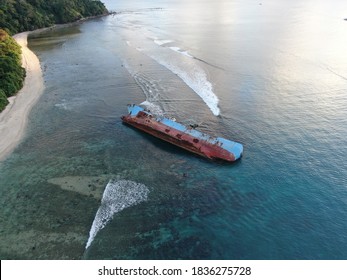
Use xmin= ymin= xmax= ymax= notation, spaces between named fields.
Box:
xmin=0 ymin=0 xmax=347 ymax=259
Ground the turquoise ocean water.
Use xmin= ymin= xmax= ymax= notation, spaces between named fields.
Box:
xmin=0 ymin=0 xmax=347 ymax=259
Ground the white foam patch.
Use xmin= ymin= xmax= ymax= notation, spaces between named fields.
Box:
xmin=145 ymin=53 xmax=220 ymax=116
xmin=169 ymin=47 xmax=193 ymax=58
xmin=54 ymin=103 xmax=70 ymax=110
xmin=85 ymin=180 xmax=149 ymax=249
xmin=119 ymin=28 xmax=220 ymax=115
xmin=140 ymin=100 xmax=164 ymax=116
xmin=122 ymin=59 xmax=164 ymax=114
xmin=54 ymin=98 xmax=84 ymax=111
xmin=154 ymin=39 xmax=173 ymax=46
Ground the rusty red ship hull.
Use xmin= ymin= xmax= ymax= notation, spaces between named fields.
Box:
xmin=121 ymin=105 xmax=243 ymax=162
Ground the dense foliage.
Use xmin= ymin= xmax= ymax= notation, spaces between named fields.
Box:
xmin=0 ymin=0 xmax=108 ymax=112
xmin=0 ymin=88 xmax=8 ymax=111
xmin=0 ymin=28 xmax=25 ymax=111
xmin=0 ymin=0 xmax=108 ymax=34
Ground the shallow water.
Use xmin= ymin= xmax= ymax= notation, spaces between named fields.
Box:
xmin=0 ymin=0 xmax=347 ymax=259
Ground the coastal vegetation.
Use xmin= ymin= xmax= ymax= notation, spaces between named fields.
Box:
xmin=0 ymin=29 xmax=25 ymax=112
xmin=0 ymin=0 xmax=108 ymax=112
xmin=0 ymin=0 xmax=108 ymax=35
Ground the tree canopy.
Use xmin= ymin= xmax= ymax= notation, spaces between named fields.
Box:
xmin=0 ymin=28 xmax=25 ymax=111
xmin=0 ymin=0 xmax=108 ymax=35
xmin=0 ymin=0 xmax=108 ymax=112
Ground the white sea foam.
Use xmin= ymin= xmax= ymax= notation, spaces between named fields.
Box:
xmin=54 ymin=102 xmax=69 ymax=110
xmin=54 ymin=98 xmax=86 ymax=111
xmin=169 ymin=47 xmax=193 ymax=58
xmin=121 ymin=30 xmax=220 ymax=115
xmin=154 ymin=39 xmax=173 ymax=46
xmin=122 ymin=59 xmax=164 ymax=114
xmin=133 ymin=72 xmax=161 ymax=100
xmin=140 ymin=100 xmax=164 ymax=116
xmin=145 ymin=53 xmax=220 ymax=116
xmin=85 ymin=179 xmax=149 ymax=249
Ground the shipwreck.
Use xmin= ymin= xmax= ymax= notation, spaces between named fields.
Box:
xmin=121 ymin=104 xmax=243 ymax=162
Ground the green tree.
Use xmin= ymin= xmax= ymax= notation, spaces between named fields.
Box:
xmin=0 ymin=28 xmax=26 ymax=111
xmin=0 ymin=0 xmax=108 ymax=34
xmin=0 ymin=0 xmax=108 ymax=112
xmin=0 ymin=88 xmax=9 ymax=111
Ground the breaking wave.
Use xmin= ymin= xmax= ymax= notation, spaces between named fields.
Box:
xmin=154 ymin=39 xmax=173 ymax=46
xmin=169 ymin=47 xmax=193 ymax=58
xmin=130 ymin=38 xmax=220 ymax=116
xmin=153 ymin=38 xmax=224 ymax=70
xmin=144 ymin=52 xmax=220 ymax=116
xmin=85 ymin=180 xmax=149 ymax=249
xmin=120 ymin=26 xmax=220 ymax=115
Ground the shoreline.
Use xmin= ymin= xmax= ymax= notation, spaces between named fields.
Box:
xmin=0 ymin=14 xmax=112 ymax=162
xmin=0 ymin=31 xmax=44 ymax=162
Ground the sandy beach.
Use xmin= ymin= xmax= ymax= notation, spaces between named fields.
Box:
xmin=0 ymin=32 xmax=44 ymax=161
